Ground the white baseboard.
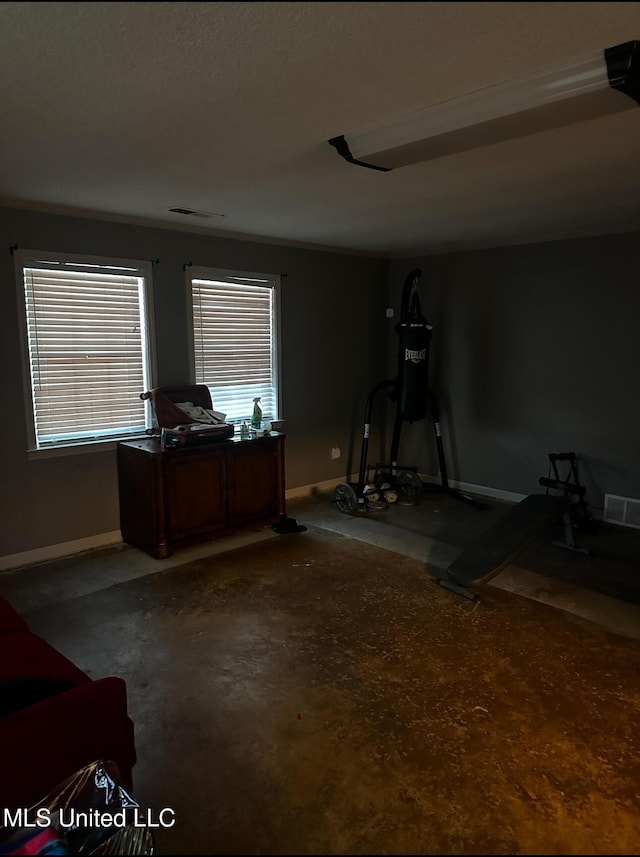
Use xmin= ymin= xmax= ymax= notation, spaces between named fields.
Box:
xmin=421 ymin=473 xmax=604 ymax=517
xmin=1 ymin=480 xmax=354 ymax=571
xmin=0 ymin=531 xmax=123 ymax=572
xmin=286 ymin=473 xmax=526 ymax=505
xmin=420 ymin=473 xmax=527 ymax=505
xmin=2 ymin=474 xmax=598 ymax=573
xmin=0 ymin=480 xmax=356 ymax=571
xmin=286 ymin=475 xmax=359 ymax=500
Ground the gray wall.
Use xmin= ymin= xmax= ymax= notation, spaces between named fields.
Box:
xmin=388 ymin=231 xmax=640 ymax=509
xmin=1 ymin=207 xmax=388 ymax=558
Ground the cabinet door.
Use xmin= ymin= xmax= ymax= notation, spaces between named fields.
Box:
xmin=164 ymin=448 xmax=227 ymax=540
xmin=227 ymin=441 xmax=281 ymax=526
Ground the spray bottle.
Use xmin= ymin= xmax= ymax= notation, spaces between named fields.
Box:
xmin=251 ymin=396 xmax=262 ymax=430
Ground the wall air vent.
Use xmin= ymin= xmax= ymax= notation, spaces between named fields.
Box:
xmin=168 ymin=208 xmax=224 ymax=219
xmin=603 ymin=494 xmax=640 ymax=529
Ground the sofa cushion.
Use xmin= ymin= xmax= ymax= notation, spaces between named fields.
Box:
xmin=0 ymin=631 xmax=90 ymax=686
xmin=0 ymin=677 xmax=78 ymax=716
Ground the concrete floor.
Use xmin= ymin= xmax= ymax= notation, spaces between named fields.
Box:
xmin=294 ymin=488 xmax=640 ymax=641
xmin=2 ymin=488 xmax=640 ymax=854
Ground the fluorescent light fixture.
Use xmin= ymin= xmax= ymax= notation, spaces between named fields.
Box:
xmin=328 ymin=40 xmax=640 ymax=171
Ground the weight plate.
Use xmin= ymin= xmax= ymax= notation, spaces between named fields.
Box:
xmin=335 ymin=482 xmax=358 ymax=515
xmin=397 ymin=469 xmax=423 ymax=498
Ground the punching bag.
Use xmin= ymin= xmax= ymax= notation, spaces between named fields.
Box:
xmin=395 ymin=269 xmax=432 ymax=422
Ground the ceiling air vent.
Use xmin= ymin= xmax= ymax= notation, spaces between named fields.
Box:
xmin=168 ymin=208 xmax=224 ymax=219
xmin=603 ymin=494 xmax=640 ymax=529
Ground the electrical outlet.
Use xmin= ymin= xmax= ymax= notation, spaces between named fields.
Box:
xmin=331 ymin=447 xmax=341 ymax=460
xmin=386 ymin=307 xmax=394 ymax=318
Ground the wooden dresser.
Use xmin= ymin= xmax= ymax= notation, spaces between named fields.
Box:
xmin=117 ymin=432 xmax=286 ymax=558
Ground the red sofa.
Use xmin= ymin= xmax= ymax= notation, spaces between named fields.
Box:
xmin=0 ymin=596 xmax=136 ymax=809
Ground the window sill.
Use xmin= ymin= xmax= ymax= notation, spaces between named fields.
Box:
xmin=27 ymin=433 xmax=151 ymax=460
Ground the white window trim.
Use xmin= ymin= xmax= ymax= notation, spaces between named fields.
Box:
xmin=185 ymin=265 xmax=282 ymax=423
xmin=15 ymin=248 xmax=157 ymax=458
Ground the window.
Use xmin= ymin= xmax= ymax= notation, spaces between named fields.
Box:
xmin=187 ymin=267 xmax=280 ymax=424
xmin=16 ymin=250 xmax=155 ymax=451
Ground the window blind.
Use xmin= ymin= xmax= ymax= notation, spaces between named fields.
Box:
xmin=22 ymin=259 xmax=151 ymax=447
xmin=190 ymin=274 xmax=278 ymax=424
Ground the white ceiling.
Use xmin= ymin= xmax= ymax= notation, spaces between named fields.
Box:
xmin=1 ymin=1 xmax=640 ymax=258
